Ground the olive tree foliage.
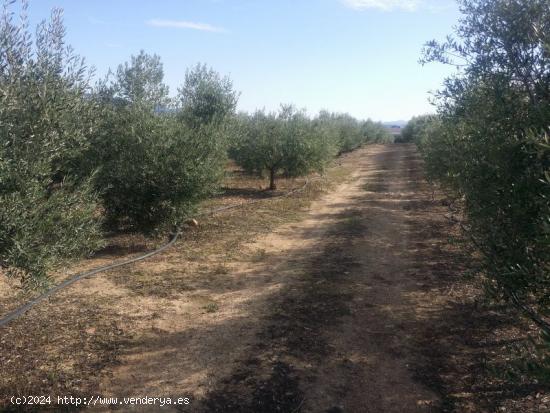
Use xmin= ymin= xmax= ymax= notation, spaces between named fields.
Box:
xmin=361 ymin=119 xmax=394 ymax=144
xmin=0 ymin=0 xmax=103 ymax=288
xmin=230 ymin=108 xmax=392 ymax=190
xmin=87 ymin=55 xmax=232 ymax=233
xmin=399 ymin=115 xmax=439 ymax=143
xmin=279 ymin=107 xmax=337 ymax=179
xmin=178 ymin=63 xmax=239 ymax=128
xmin=420 ymin=0 xmax=550 ymax=327
xmin=313 ymin=112 xmax=392 ymax=152
xmin=232 ymin=106 xmax=335 ymax=190
xmin=315 ymin=111 xmax=364 ymax=153
xmin=89 ymin=107 xmax=227 ymax=232
xmin=113 ymin=50 xmax=170 ymax=108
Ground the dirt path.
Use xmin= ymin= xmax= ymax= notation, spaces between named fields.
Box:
xmin=196 ymin=144 xmax=447 ymax=412
xmin=94 ymin=143 xmax=470 ymax=412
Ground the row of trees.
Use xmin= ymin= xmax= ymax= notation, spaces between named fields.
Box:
xmin=231 ymin=109 xmax=390 ymax=189
xmin=398 ymin=115 xmax=439 ymax=144
xmin=413 ymin=0 xmax=550 ymax=338
xmin=0 ymin=0 xmax=391 ymax=289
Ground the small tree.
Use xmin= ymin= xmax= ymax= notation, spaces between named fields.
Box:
xmin=89 ymin=107 xmax=227 ymax=232
xmin=88 ymin=58 xmax=231 ymax=233
xmin=279 ymin=106 xmax=337 ymax=178
xmin=178 ymin=63 xmax=239 ymax=127
xmin=314 ymin=111 xmax=365 ymax=153
xmin=0 ymin=1 xmax=103 ymax=288
xmin=233 ymin=106 xmax=334 ymax=190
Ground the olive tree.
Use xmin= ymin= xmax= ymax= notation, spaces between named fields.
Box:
xmin=88 ymin=56 xmax=231 ymax=233
xmin=90 ymin=107 xmax=227 ymax=232
xmin=315 ymin=111 xmax=364 ymax=153
xmin=233 ymin=106 xmax=335 ymax=190
xmin=361 ymin=119 xmax=394 ymax=144
xmin=0 ymin=1 xmax=103 ymax=288
xmin=178 ymin=63 xmax=239 ymax=127
xmin=113 ymin=50 xmax=170 ymax=108
xmin=420 ymin=0 xmax=550 ymax=328
xmin=399 ymin=115 xmax=439 ymax=143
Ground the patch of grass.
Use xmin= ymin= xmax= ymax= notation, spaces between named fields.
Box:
xmin=203 ymin=302 xmax=220 ymax=313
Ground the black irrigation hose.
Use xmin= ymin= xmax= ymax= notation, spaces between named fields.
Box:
xmin=0 ymin=178 xmax=317 ymax=328
xmin=0 ymin=233 xmax=181 ymax=328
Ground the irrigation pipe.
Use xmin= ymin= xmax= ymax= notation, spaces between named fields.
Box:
xmin=0 ymin=178 xmax=319 ymax=328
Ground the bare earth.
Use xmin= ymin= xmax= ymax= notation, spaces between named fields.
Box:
xmin=98 ymin=144 xmax=462 ymax=411
xmin=2 ymin=144 xmax=546 ymax=412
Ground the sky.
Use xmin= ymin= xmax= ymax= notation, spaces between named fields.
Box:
xmin=20 ymin=0 xmax=462 ymax=122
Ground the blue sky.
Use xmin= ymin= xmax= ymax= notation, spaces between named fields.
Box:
xmin=23 ymin=0 xmax=461 ymax=121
